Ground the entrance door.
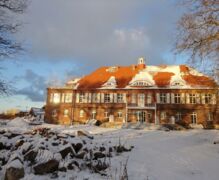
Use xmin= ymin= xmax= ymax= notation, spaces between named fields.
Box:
xmin=138 ymin=94 xmax=145 ymax=107
xmin=138 ymin=111 xmax=146 ymax=123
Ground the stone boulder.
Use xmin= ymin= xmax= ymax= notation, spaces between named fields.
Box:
xmin=5 ymin=159 xmax=24 ymax=180
xmin=33 ymin=159 xmax=59 ymax=175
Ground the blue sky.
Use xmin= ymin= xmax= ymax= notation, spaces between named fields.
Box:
xmin=0 ymin=0 xmax=188 ymax=112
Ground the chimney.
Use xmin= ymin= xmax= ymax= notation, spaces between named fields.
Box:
xmin=137 ymin=57 xmax=146 ymax=69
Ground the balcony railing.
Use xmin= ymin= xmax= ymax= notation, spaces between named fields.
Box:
xmin=127 ymin=103 xmax=156 ymax=109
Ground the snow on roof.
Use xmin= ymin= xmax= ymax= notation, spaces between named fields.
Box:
xmin=76 ymin=64 xmax=217 ymax=89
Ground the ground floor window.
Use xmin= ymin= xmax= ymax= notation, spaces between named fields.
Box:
xmin=160 ymin=111 xmax=166 ymax=120
xmin=191 ymin=112 xmax=197 ymax=124
xmin=79 ymin=110 xmax=84 ymax=118
xmin=208 ymin=112 xmax=213 ymax=121
xmin=52 ymin=109 xmax=57 ymax=117
xmin=118 ymin=111 xmax=123 ymax=118
xmin=91 ymin=110 xmax=96 ymax=119
xmin=176 ymin=112 xmax=182 ymax=121
xmin=104 ymin=111 xmax=109 ymax=118
xmin=63 ymin=109 xmax=69 ymax=117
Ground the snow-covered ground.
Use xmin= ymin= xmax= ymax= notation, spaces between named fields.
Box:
xmin=0 ymin=118 xmax=219 ymax=180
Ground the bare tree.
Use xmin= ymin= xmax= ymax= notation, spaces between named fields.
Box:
xmin=175 ymin=0 xmax=219 ymax=79
xmin=0 ymin=0 xmax=27 ymax=95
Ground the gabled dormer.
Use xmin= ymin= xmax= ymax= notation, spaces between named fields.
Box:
xmin=102 ymin=76 xmax=117 ymax=88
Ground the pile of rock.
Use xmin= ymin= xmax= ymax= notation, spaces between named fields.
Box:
xmin=0 ymin=128 xmax=133 ymax=179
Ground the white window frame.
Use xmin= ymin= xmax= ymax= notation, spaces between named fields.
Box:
xmin=104 ymin=111 xmax=109 ymax=118
xmin=131 ymin=94 xmax=137 ymax=104
xmin=176 ymin=112 xmax=182 ymax=121
xmin=208 ymin=112 xmax=213 ymax=121
xmin=117 ymin=93 xmax=123 ymax=103
xmin=191 ymin=112 xmax=197 ymax=124
xmin=160 ymin=93 xmax=167 ymax=104
xmin=79 ymin=110 xmax=84 ymax=118
xmin=79 ymin=93 xmax=86 ymax=103
xmin=118 ymin=111 xmax=123 ymax=118
xmin=160 ymin=111 xmax=166 ymax=120
xmin=63 ymin=109 xmax=69 ymax=117
xmin=53 ymin=93 xmax=61 ymax=104
xmin=64 ymin=93 xmax=72 ymax=103
xmin=189 ymin=94 xmax=196 ymax=104
xmin=174 ymin=93 xmax=181 ymax=104
xmin=205 ymin=94 xmax=212 ymax=104
xmin=104 ymin=93 xmax=110 ymax=103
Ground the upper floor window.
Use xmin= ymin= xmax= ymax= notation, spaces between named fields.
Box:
xmin=53 ymin=93 xmax=60 ymax=104
xmin=131 ymin=94 xmax=137 ymax=104
xmin=117 ymin=93 xmax=123 ymax=103
xmin=146 ymin=94 xmax=152 ymax=104
xmin=189 ymin=94 xmax=196 ymax=104
xmin=79 ymin=93 xmax=86 ymax=103
xmin=92 ymin=93 xmax=99 ymax=103
xmin=104 ymin=93 xmax=110 ymax=103
xmin=63 ymin=93 xmax=72 ymax=103
xmin=174 ymin=94 xmax=181 ymax=104
xmin=160 ymin=93 xmax=167 ymax=104
xmin=205 ymin=94 xmax=212 ymax=104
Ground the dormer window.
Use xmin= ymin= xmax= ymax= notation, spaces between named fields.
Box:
xmin=171 ymin=81 xmax=185 ymax=86
xmin=130 ymin=80 xmax=152 ymax=87
xmin=102 ymin=76 xmax=117 ymax=88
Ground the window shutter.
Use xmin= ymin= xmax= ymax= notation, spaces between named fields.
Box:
xmin=110 ymin=93 xmax=113 ymax=103
xmin=76 ymin=93 xmax=79 ymax=103
xmin=123 ymin=93 xmax=127 ymax=103
xmin=101 ymin=93 xmax=104 ymax=103
xmin=171 ymin=93 xmax=174 ymax=104
xmin=181 ymin=93 xmax=185 ymax=104
xmin=196 ymin=94 xmax=200 ymax=104
xmin=212 ymin=94 xmax=216 ymax=104
xmin=114 ymin=93 xmax=117 ymax=103
xmin=156 ymin=93 xmax=160 ymax=103
xmin=84 ymin=93 xmax=88 ymax=103
xmin=186 ymin=93 xmax=190 ymax=104
xmin=201 ymin=93 xmax=205 ymax=104
xmin=167 ymin=93 xmax=170 ymax=103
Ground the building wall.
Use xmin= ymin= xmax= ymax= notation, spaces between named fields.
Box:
xmin=45 ymin=88 xmax=219 ymax=126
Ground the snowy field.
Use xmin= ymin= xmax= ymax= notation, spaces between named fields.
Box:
xmin=0 ymin=118 xmax=219 ymax=180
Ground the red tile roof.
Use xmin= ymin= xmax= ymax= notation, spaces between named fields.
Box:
xmin=76 ymin=64 xmax=217 ymax=89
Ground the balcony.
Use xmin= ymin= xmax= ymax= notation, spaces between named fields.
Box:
xmin=127 ymin=103 xmax=156 ymax=109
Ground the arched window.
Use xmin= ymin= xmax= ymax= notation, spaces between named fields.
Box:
xmin=130 ymin=81 xmax=152 ymax=87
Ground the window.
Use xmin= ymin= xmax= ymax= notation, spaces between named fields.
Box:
xmin=91 ymin=110 xmax=96 ymax=119
xmin=147 ymin=112 xmax=152 ymax=120
xmin=63 ymin=109 xmax=69 ymax=117
xmin=208 ymin=113 xmax=213 ymax=121
xmin=104 ymin=93 xmax=110 ymax=103
xmin=131 ymin=81 xmax=151 ymax=87
xmin=117 ymin=94 xmax=123 ymax=103
xmin=79 ymin=110 xmax=84 ymax=118
xmin=92 ymin=93 xmax=98 ymax=103
xmin=146 ymin=94 xmax=152 ymax=104
xmin=63 ymin=93 xmax=72 ymax=103
xmin=191 ymin=112 xmax=197 ymax=124
xmin=160 ymin=93 xmax=167 ymax=104
xmin=189 ymin=94 xmax=196 ymax=104
xmin=205 ymin=94 xmax=212 ymax=104
xmin=160 ymin=111 xmax=166 ymax=120
xmin=118 ymin=111 xmax=123 ymax=118
xmin=131 ymin=94 xmax=137 ymax=104
xmin=52 ymin=109 xmax=57 ymax=117
xmin=176 ymin=112 xmax=182 ymax=121
xmin=174 ymin=94 xmax=181 ymax=104
xmin=79 ymin=93 xmax=85 ymax=103
xmin=53 ymin=93 xmax=60 ymax=103
xmin=104 ymin=111 xmax=109 ymax=118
